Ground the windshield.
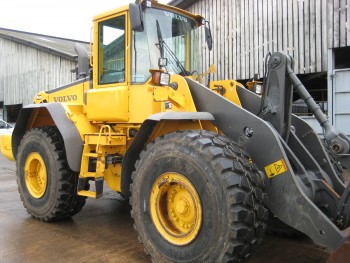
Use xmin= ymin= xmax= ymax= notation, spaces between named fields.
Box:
xmin=131 ymin=8 xmax=200 ymax=83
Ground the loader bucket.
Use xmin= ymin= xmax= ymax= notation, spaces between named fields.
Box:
xmin=0 ymin=133 xmax=14 ymax=161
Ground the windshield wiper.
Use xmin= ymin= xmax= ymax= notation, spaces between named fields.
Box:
xmin=156 ymin=20 xmax=164 ymax=58
xmin=155 ymin=20 xmax=189 ymax=76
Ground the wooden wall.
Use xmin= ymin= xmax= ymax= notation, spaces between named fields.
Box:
xmin=0 ymin=38 xmax=76 ymax=106
xmin=329 ymin=0 xmax=350 ymax=48
xmin=185 ymin=0 xmax=349 ymax=80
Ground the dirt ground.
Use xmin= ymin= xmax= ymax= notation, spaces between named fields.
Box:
xmin=1 ymin=153 xmax=348 ymax=263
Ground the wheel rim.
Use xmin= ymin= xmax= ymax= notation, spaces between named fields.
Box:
xmin=24 ymin=152 xmax=47 ymax=198
xmin=150 ymin=172 xmax=202 ymax=246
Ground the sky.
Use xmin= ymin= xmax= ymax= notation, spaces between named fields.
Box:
xmin=0 ymin=0 xmax=169 ymax=42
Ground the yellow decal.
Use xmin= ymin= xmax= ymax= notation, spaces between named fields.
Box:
xmin=264 ymin=159 xmax=288 ymax=178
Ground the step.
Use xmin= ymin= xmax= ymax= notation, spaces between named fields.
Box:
xmin=77 ymin=177 xmax=104 ymax=199
xmin=83 ymin=152 xmax=99 ymax=158
xmin=78 ymin=190 xmax=98 ymax=198
xmin=80 ymin=172 xmax=99 ymax=178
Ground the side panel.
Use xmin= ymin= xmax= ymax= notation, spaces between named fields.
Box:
xmin=34 ymin=79 xmax=90 ymax=105
xmin=128 ymin=84 xmax=161 ymax=123
xmin=85 ymin=86 xmax=129 ymax=122
xmin=12 ymin=103 xmax=83 ymax=171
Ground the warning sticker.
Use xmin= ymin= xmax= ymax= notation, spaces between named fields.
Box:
xmin=264 ymin=159 xmax=288 ymax=178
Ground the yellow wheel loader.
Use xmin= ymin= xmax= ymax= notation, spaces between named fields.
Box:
xmin=1 ymin=0 xmax=350 ymax=262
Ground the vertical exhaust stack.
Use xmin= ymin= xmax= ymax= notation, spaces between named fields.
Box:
xmin=74 ymin=43 xmax=90 ymax=80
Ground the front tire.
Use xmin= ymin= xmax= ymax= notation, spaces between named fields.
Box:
xmin=16 ymin=127 xmax=86 ymax=221
xmin=130 ymin=130 xmax=268 ymax=262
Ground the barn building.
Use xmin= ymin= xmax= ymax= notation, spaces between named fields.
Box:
xmin=169 ymin=0 xmax=350 ymax=135
xmin=0 ymin=1 xmax=349 ymax=134
xmin=0 ymin=28 xmax=89 ymax=122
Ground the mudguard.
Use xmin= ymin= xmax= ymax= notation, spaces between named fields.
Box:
xmin=12 ymin=103 xmax=83 ymax=172
xmin=120 ymin=111 xmax=214 ymax=197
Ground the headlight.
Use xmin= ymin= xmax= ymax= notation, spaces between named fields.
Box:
xmin=151 ymin=70 xmax=170 ymax=86
xmin=253 ymin=84 xmax=264 ymax=95
xmin=159 ymin=72 xmax=170 ymax=86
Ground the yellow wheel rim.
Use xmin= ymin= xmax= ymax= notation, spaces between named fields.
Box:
xmin=150 ymin=172 xmax=202 ymax=246
xmin=24 ymin=152 xmax=47 ymax=198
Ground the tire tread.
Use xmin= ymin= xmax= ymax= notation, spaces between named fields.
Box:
xmin=17 ymin=127 xmax=86 ymax=221
xmin=130 ymin=130 xmax=268 ymax=262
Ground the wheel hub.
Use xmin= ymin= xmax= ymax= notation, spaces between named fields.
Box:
xmin=24 ymin=152 xmax=47 ymax=198
xmin=176 ymin=198 xmax=189 ymax=215
xmin=150 ymin=172 xmax=202 ymax=246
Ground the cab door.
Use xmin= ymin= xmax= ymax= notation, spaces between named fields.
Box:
xmin=87 ymin=12 xmax=130 ymax=122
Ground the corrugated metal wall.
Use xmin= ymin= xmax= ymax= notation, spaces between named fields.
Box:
xmin=0 ymin=38 xmax=76 ymax=106
xmin=186 ymin=0 xmax=349 ymax=80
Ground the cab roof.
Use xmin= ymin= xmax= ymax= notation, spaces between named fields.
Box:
xmin=93 ymin=0 xmax=203 ymax=24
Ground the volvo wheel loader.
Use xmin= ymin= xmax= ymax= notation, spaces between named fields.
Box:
xmin=1 ymin=0 xmax=350 ymax=262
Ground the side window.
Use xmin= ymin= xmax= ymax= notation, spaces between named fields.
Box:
xmin=99 ymin=16 xmax=125 ymax=85
xmin=131 ymin=30 xmax=151 ymax=83
xmin=0 ymin=121 xmax=4 ymax=129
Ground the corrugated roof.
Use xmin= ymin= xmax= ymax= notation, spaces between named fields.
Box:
xmin=0 ymin=28 xmax=90 ymax=61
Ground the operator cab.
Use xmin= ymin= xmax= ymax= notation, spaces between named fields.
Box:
xmin=93 ymin=0 xmax=205 ymax=88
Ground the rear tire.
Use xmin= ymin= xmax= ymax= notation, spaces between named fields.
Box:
xmin=16 ymin=127 xmax=85 ymax=221
xmin=130 ymin=130 xmax=268 ymax=262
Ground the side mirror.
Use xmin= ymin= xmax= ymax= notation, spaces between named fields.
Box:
xmin=205 ymin=23 xmax=213 ymax=51
xmin=129 ymin=3 xmax=144 ymax=32
xmin=74 ymin=43 xmax=89 ymax=79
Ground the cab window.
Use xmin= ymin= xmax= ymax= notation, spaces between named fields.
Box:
xmin=98 ymin=16 xmax=125 ymax=85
